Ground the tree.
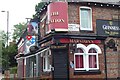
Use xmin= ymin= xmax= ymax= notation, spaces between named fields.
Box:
xmin=33 ymin=2 xmax=45 ymax=18
xmin=2 ymin=43 xmax=17 ymax=71
xmin=1 ymin=30 xmax=17 ymax=71
xmin=0 ymin=31 xmax=10 ymax=47
xmin=12 ymin=22 xmax=27 ymax=41
xmin=35 ymin=2 xmax=45 ymax=12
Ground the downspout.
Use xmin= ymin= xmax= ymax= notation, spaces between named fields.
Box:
xmin=23 ymin=58 xmax=25 ymax=78
xmin=37 ymin=18 xmax=41 ymax=78
xmin=103 ymin=39 xmax=107 ymax=80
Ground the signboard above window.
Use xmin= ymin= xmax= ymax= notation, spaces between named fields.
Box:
xmin=96 ymin=20 xmax=120 ymax=37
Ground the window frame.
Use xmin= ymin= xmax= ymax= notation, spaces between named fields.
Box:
xmin=79 ymin=6 xmax=93 ymax=31
xmin=74 ymin=53 xmax=86 ymax=70
xmin=87 ymin=48 xmax=99 ymax=70
xmin=42 ymin=50 xmax=51 ymax=72
xmin=74 ymin=44 xmax=101 ymax=71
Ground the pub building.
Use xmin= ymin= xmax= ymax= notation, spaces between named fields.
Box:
xmin=15 ymin=0 xmax=120 ymax=80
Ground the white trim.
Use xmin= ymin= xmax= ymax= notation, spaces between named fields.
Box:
xmin=55 ymin=29 xmax=68 ymax=32
xmin=79 ymin=6 xmax=93 ymax=31
xmin=74 ymin=44 xmax=101 ymax=71
xmin=21 ymin=48 xmax=50 ymax=59
xmin=80 ymin=6 xmax=91 ymax=9
xmin=47 ymin=28 xmax=68 ymax=33
xmin=35 ymin=47 xmax=49 ymax=55
xmin=74 ymin=53 xmax=85 ymax=70
xmin=87 ymin=44 xmax=102 ymax=53
xmin=41 ymin=13 xmax=47 ymax=22
xmin=24 ymin=57 xmax=26 ymax=65
xmin=18 ymin=38 xmax=24 ymax=48
xmin=77 ymin=44 xmax=86 ymax=53
xmin=25 ymin=54 xmax=35 ymax=59
xmin=42 ymin=50 xmax=51 ymax=72
xmin=16 ymin=57 xmax=24 ymax=60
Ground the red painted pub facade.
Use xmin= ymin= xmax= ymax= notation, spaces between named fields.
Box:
xmin=16 ymin=1 xmax=120 ymax=80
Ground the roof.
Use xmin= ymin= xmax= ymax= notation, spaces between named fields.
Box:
xmin=41 ymin=0 xmax=120 ymax=5
xmin=78 ymin=0 xmax=120 ymax=5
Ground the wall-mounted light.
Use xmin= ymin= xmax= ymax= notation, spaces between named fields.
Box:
xmin=106 ymin=39 xmax=117 ymax=51
xmin=106 ymin=39 xmax=115 ymax=49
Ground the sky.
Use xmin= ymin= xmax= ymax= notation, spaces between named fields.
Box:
xmin=0 ymin=0 xmax=119 ymax=35
xmin=0 ymin=0 xmax=41 ymax=33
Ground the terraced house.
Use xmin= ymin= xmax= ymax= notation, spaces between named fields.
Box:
xmin=15 ymin=0 xmax=120 ymax=79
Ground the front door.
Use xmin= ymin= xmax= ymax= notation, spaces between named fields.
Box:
xmin=52 ymin=48 xmax=69 ymax=80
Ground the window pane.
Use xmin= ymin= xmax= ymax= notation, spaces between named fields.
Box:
xmin=89 ymin=55 xmax=97 ymax=68
xmin=77 ymin=48 xmax=84 ymax=53
xmin=75 ymin=55 xmax=84 ymax=68
xmin=88 ymin=48 xmax=97 ymax=53
xmin=80 ymin=8 xmax=91 ymax=30
xmin=43 ymin=57 xmax=46 ymax=70
xmin=47 ymin=56 xmax=50 ymax=70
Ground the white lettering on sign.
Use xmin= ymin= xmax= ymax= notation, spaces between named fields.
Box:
xmin=102 ymin=25 xmax=120 ymax=31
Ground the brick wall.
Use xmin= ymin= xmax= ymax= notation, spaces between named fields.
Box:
xmin=68 ymin=3 xmax=120 ymax=79
xmin=69 ymin=43 xmax=105 ymax=79
xmin=105 ymin=38 xmax=119 ymax=78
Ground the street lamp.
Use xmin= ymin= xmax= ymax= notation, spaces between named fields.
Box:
xmin=1 ymin=11 xmax=9 ymax=47
xmin=1 ymin=11 xmax=9 ymax=71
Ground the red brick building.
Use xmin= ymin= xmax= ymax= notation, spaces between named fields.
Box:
xmin=16 ymin=1 xmax=120 ymax=79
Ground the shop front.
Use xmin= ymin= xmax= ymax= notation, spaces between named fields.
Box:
xmin=36 ymin=34 xmax=106 ymax=79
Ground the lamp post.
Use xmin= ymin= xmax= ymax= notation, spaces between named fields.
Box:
xmin=1 ymin=11 xmax=9 ymax=71
xmin=1 ymin=11 xmax=9 ymax=47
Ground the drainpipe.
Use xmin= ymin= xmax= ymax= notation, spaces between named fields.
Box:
xmin=103 ymin=40 xmax=107 ymax=80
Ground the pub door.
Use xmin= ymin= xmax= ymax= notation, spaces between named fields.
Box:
xmin=52 ymin=48 xmax=69 ymax=80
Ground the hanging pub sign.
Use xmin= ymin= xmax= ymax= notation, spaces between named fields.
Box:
xmin=27 ymin=22 xmax=38 ymax=35
xmin=96 ymin=20 xmax=120 ymax=37
xmin=47 ymin=2 xmax=68 ymax=33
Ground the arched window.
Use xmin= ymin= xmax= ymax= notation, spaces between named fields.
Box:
xmin=74 ymin=44 xmax=86 ymax=70
xmin=74 ymin=48 xmax=84 ymax=70
xmin=74 ymin=44 xmax=101 ymax=71
xmin=88 ymin=48 xmax=97 ymax=69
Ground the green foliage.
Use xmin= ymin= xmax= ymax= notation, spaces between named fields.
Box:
xmin=33 ymin=2 xmax=46 ymax=18
xmin=2 ymin=44 xmax=17 ymax=70
xmin=1 ymin=31 xmax=17 ymax=70
xmin=0 ymin=31 xmax=10 ymax=47
xmin=9 ymin=66 xmax=17 ymax=74
xmin=12 ymin=22 xmax=27 ymax=41
xmin=35 ymin=2 xmax=46 ymax=12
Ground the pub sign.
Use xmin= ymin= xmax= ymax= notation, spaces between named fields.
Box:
xmin=96 ymin=20 xmax=120 ymax=37
xmin=47 ymin=2 xmax=68 ymax=32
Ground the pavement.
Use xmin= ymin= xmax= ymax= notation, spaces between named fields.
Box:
xmin=0 ymin=73 xmax=4 ymax=80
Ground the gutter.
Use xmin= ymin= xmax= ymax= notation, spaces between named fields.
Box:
xmin=103 ymin=39 xmax=108 ymax=80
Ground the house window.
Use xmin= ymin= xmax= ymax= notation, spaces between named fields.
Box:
xmin=42 ymin=50 xmax=51 ymax=72
xmin=80 ymin=6 xmax=92 ymax=31
xmin=74 ymin=48 xmax=85 ymax=70
xmin=74 ymin=44 xmax=101 ymax=71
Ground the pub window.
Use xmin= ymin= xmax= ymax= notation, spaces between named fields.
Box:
xmin=74 ymin=44 xmax=101 ymax=71
xmin=42 ymin=50 xmax=51 ymax=72
xmin=74 ymin=47 xmax=85 ymax=70
xmin=79 ymin=6 xmax=92 ymax=31
xmin=28 ymin=56 xmax=36 ymax=77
